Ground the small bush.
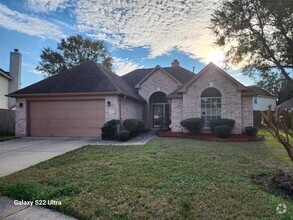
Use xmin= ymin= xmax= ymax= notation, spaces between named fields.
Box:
xmin=180 ymin=118 xmax=203 ymax=135
xmin=244 ymin=126 xmax=258 ymax=136
xmin=117 ymin=131 xmax=131 ymax=142
xmin=123 ymin=119 xmax=144 ymax=136
xmin=214 ymin=125 xmax=232 ymax=138
xmin=101 ymin=119 xmax=120 ymax=140
xmin=210 ymin=118 xmax=235 ymax=134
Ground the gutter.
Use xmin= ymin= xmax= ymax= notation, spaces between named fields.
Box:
xmin=7 ymin=91 xmax=146 ymax=103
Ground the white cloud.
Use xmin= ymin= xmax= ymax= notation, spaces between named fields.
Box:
xmin=0 ymin=3 xmax=65 ymax=39
xmin=27 ymin=0 xmax=71 ymax=12
xmin=113 ymin=57 xmax=144 ymax=76
xmin=22 ymin=62 xmax=42 ymax=75
xmin=75 ymin=0 xmax=221 ymax=63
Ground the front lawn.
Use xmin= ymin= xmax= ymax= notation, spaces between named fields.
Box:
xmin=0 ymin=130 xmax=292 ymax=219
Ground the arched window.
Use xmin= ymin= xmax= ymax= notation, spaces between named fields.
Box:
xmin=201 ymin=88 xmax=221 ymax=128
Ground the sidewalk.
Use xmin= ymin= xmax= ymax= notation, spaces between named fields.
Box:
xmin=0 ymin=196 xmax=76 ymax=220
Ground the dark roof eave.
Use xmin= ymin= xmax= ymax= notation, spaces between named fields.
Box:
xmin=118 ymin=94 xmax=146 ymax=103
xmin=241 ymin=93 xmax=257 ymax=97
xmin=7 ymin=91 xmax=146 ymax=103
xmin=7 ymin=92 xmax=122 ymax=98
xmin=0 ymin=71 xmax=13 ymax=80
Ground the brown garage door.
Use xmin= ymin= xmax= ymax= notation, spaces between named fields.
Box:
xmin=29 ymin=100 xmax=105 ymax=137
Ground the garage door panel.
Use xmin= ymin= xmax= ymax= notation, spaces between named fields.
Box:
xmin=30 ymin=100 xmax=105 ymax=137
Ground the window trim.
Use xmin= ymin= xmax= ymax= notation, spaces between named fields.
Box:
xmin=200 ymin=87 xmax=222 ymax=129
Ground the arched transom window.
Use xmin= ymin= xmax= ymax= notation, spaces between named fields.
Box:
xmin=201 ymin=88 xmax=222 ymax=128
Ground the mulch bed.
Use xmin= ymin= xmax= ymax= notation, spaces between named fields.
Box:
xmin=252 ymin=171 xmax=293 ymax=201
xmin=157 ymin=131 xmax=264 ymax=142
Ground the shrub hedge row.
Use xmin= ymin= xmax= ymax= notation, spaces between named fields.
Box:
xmin=101 ymin=118 xmax=144 ymax=142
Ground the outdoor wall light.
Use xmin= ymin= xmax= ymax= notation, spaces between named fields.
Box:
xmin=107 ymin=101 xmax=111 ymax=106
xmin=19 ymin=103 xmax=23 ymax=108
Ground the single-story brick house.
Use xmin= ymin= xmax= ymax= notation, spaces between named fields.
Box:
xmin=8 ymin=60 xmax=255 ymax=137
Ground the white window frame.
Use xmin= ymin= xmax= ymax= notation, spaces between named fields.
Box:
xmin=201 ymin=97 xmax=221 ymax=128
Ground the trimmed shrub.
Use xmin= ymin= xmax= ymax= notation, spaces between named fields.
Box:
xmin=244 ymin=126 xmax=258 ymax=136
xmin=101 ymin=119 xmax=120 ymax=140
xmin=214 ymin=125 xmax=232 ymax=138
xmin=210 ymin=118 xmax=235 ymax=134
xmin=117 ymin=131 xmax=131 ymax=142
xmin=180 ymin=118 xmax=203 ymax=135
xmin=123 ymin=119 xmax=144 ymax=136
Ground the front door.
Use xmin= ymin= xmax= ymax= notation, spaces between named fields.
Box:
xmin=153 ymin=105 xmax=164 ymax=128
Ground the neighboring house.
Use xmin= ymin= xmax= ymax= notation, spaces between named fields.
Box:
xmin=9 ymin=60 xmax=254 ymax=137
xmin=278 ymin=98 xmax=293 ymax=110
xmin=247 ymin=85 xmax=276 ymax=111
xmin=0 ymin=49 xmax=22 ymax=109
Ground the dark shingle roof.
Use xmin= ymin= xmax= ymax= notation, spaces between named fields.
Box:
xmin=247 ymin=85 xmax=275 ymax=97
xmin=122 ymin=66 xmax=196 ymax=88
xmin=9 ymin=61 xmax=143 ymax=101
xmin=278 ymin=98 xmax=293 ymax=108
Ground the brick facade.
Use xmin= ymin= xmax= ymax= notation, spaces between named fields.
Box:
xmin=138 ymin=69 xmax=180 ymax=128
xmin=182 ymin=70 xmax=242 ymax=133
xmin=121 ymin=97 xmax=144 ymax=121
xmin=105 ymin=96 xmax=120 ymax=122
xmin=170 ymin=68 xmax=253 ymax=134
xmin=170 ymin=98 xmax=183 ymax=132
xmin=241 ymin=97 xmax=253 ymax=128
xmin=15 ymin=98 xmax=27 ymax=137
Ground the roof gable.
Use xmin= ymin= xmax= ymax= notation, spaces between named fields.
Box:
xmin=135 ymin=65 xmax=182 ymax=89
xmin=122 ymin=65 xmax=195 ymax=89
xmin=179 ymin=62 xmax=247 ymax=92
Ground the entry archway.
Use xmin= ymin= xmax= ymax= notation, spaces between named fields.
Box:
xmin=149 ymin=91 xmax=170 ymax=128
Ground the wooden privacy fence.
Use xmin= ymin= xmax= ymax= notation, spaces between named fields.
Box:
xmin=0 ymin=109 xmax=15 ymax=135
xmin=253 ymin=110 xmax=292 ymax=129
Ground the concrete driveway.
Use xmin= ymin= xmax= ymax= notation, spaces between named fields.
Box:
xmin=0 ymin=137 xmax=96 ymax=177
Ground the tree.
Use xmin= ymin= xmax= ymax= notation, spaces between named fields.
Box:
xmin=261 ymin=106 xmax=293 ymax=162
xmin=210 ymin=0 xmax=293 ymax=87
xmin=256 ymin=73 xmax=293 ymax=104
xmin=37 ymin=35 xmax=113 ymax=77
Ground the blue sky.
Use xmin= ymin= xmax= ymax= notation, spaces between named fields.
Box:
xmin=0 ymin=0 xmax=254 ymax=88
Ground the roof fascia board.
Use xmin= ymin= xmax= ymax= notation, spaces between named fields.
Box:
xmin=7 ymin=92 xmax=122 ymax=98
xmin=8 ymin=91 xmax=146 ymax=103
xmin=0 ymin=71 xmax=12 ymax=80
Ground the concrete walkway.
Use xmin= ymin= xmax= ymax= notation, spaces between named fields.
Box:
xmin=0 ymin=196 xmax=76 ymax=220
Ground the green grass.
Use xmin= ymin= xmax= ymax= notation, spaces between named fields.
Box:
xmin=0 ymin=130 xmax=293 ymax=219
xmin=0 ymin=135 xmax=16 ymax=142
